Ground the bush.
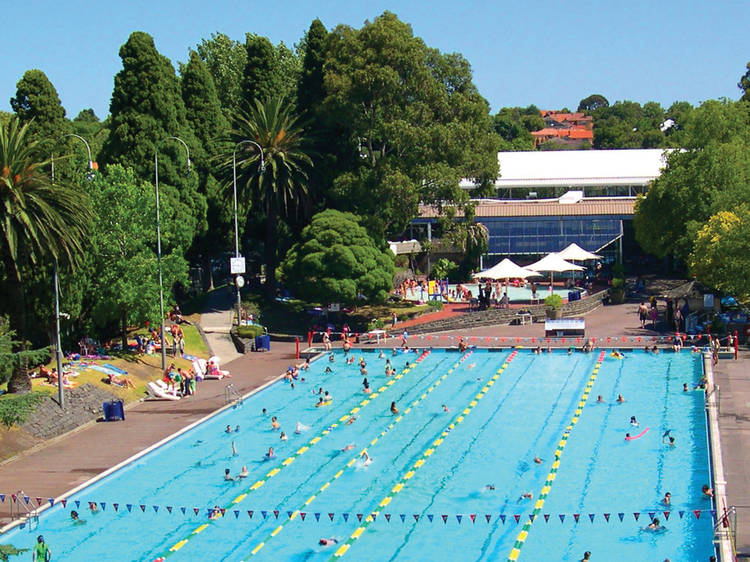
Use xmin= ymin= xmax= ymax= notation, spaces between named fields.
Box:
xmin=544 ymin=294 xmax=563 ymax=310
xmin=430 ymin=258 xmax=459 ymax=282
xmin=0 ymin=393 xmax=45 ymax=428
xmin=426 ymin=300 xmax=444 ymax=310
xmin=237 ymin=325 xmax=265 ymax=339
xmin=611 ymin=277 xmax=625 ymax=289
xmin=367 ymin=318 xmax=385 ymax=331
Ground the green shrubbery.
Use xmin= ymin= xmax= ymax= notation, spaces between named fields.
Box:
xmin=0 ymin=393 xmax=44 ymax=428
xmin=544 ymin=294 xmax=563 ymax=310
xmin=236 ymin=325 xmax=265 ymax=339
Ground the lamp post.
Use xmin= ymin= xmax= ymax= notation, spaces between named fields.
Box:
xmin=232 ymin=141 xmax=264 ymax=326
xmin=51 ymin=134 xmax=94 ymax=409
xmin=154 ymin=137 xmax=191 ymax=372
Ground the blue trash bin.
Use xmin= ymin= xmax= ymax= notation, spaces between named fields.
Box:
xmin=103 ymin=400 xmax=125 ymax=421
xmin=254 ymin=334 xmax=271 ymax=351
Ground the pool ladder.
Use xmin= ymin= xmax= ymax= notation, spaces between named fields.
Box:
xmin=225 ymin=383 xmax=242 ymax=405
xmin=713 ymin=505 xmax=736 ymax=555
xmin=9 ymin=490 xmax=39 ymax=529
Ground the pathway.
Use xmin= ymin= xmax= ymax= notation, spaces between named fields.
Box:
xmin=197 ymin=287 xmax=241 ymax=363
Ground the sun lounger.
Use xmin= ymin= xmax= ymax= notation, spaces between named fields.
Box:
xmin=147 ymin=381 xmax=180 ymax=401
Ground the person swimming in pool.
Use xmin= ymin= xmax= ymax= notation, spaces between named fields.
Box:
xmin=280 ymin=432 xmax=287 ymax=441
xmin=596 ymin=395 xmax=605 ymax=403
xmin=391 ymin=401 xmax=399 ymax=415
xmin=266 ymin=447 xmax=275 ymax=459
xmin=342 ymin=444 xmax=356 ymax=451
xmin=224 ymin=468 xmax=235 ymax=481
xmin=443 ymin=404 xmax=450 ymax=412
xmin=271 ymin=416 xmax=280 ymax=430
xmin=662 ymin=492 xmax=671 ymax=505
xmin=232 ymin=441 xmax=238 ymax=456
xmin=630 ymin=416 xmax=639 ymax=426
xmin=239 ymin=466 xmax=248 ymax=478
xmin=70 ymin=510 xmax=86 ymax=525
xmin=683 ymin=383 xmax=689 ymax=392
xmin=645 ymin=517 xmax=663 ymax=531
xmin=484 ymin=484 xmax=495 ymax=491
xmin=534 ymin=456 xmax=543 ymax=464
xmin=379 ymin=349 xmax=385 ymax=359
xmin=295 ymin=421 xmax=308 ymax=434
xmin=225 ymin=425 xmax=232 ymax=434
xmin=617 ymin=394 xmax=626 ymax=403
xmin=361 ymin=450 xmax=372 ymax=465
xmin=319 ymin=538 xmax=338 ymax=546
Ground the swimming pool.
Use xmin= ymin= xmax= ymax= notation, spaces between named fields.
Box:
xmin=0 ymin=349 xmax=715 ymax=561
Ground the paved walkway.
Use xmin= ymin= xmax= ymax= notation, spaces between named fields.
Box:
xmin=198 ymin=287 xmax=241 ymax=363
xmin=0 ymin=300 xmax=748 ymax=558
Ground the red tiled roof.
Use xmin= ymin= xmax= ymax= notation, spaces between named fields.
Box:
xmin=568 ymin=129 xmax=594 ymax=139
xmin=418 ymin=198 xmax=636 ymax=218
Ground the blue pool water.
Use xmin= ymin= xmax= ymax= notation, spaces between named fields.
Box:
xmin=446 ymin=283 xmax=572 ymax=302
xmin=1 ymin=349 xmax=715 ymax=561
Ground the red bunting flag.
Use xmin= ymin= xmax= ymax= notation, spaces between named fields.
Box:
xmin=385 ymin=514 xmax=391 ymax=522
xmin=113 ymin=503 xmax=119 ymax=512
xmin=247 ymin=510 xmax=253 ymax=518
xmin=413 ymin=514 xmax=419 ymax=522
xmin=273 ymin=510 xmax=279 ymax=519
xmin=61 ymin=499 xmax=67 ymax=508
xmin=694 ymin=510 xmax=701 ymax=519
xmin=356 ymin=514 xmax=363 ymax=522
xmin=442 ymin=514 xmax=448 ymax=523
xmin=140 ymin=505 xmax=146 ymax=512
xmin=573 ymin=513 xmax=580 ymax=523
xmin=300 ymin=512 xmax=307 ymax=521
xmin=513 ymin=514 xmax=521 ymax=523
xmin=633 ymin=512 xmax=640 ymax=521
xmin=35 ymin=497 xmax=43 ymax=506
xmin=663 ymin=511 xmax=670 ymax=520
xmin=328 ymin=513 xmax=334 ymax=521
xmin=603 ymin=513 xmax=610 ymax=522
xmin=470 ymin=514 xmax=476 ymax=523
xmin=166 ymin=506 xmax=172 ymax=514
xmin=193 ymin=508 xmax=199 ymax=515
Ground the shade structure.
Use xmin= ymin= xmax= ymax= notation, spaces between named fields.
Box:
xmin=557 ymin=243 xmax=602 ymax=261
xmin=527 ymin=253 xmax=584 ymax=294
xmin=472 ymin=258 xmax=541 ymax=280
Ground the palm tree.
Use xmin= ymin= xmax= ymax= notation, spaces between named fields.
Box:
xmin=0 ymin=117 xmax=92 ymax=393
xmin=226 ymin=97 xmax=312 ymax=297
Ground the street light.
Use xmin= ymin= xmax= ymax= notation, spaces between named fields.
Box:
xmin=232 ymin=141 xmax=265 ymax=326
xmin=51 ymin=134 xmax=94 ymax=409
xmin=154 ymin=137 xmax=191 ymax=371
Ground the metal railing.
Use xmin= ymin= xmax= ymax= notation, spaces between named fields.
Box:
xmin=9 ymin=491 xmax=39 ymax=528
xmin=224 ymin=384 xmax=242 ymax=405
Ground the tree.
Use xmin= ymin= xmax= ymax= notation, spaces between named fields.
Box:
xmin=242 ymin=34 xmax=278 ymax=106
xmin=0 ymin=117 xmax=92 ymax=393
xmin=280 ymin=209 xmax=395 ymax=305
xmin=225 ymin=96 xmax=312 ymax=296
xmin=578 ymin=94 xmax=609 ymax=112
xmin=321 ymin=12 xmax=500 ymax=236
xmin=689 ymin=208 xmax=750 ymax=301
xmin=634 ymin=99 xmax=750 ymax=261
xmin=196 ymin=33 xmax=248 ymax=119
xmin=81 ymin=165 xmax=188 ymax=346
xmin=100 ymin=31 xmax=206 ymax=252
xmin=181 ymin=50 xmax=231 ymax=288
xmin=297 ymin=19 xmax=328 ymax=116
xmin=10 ymin=69 xmax=71 ymax=147
xmin=591 ymin=100 xmax=666 ymax=149
xmin=739 ymin=62 xmax=750 ymax=102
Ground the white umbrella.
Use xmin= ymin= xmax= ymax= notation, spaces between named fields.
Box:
xmin=527 ymin=253 xmax=584 ymax=294
xmin=557 ymin=243 xmax=602 ymax=262
xmin=472 ymin=258 xmax=540 ymax=280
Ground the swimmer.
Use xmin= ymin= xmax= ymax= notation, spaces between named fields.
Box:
xmin=391 ymin=401 xmax=399 ymax=415
xmin=702 ymin=485 xmax=714 ymax=498
xmin=88 ymin=502 xmax=99 ymax=514
xmin=484 ymin=484 xmax=495 ymax=491
xmin=290 ymin=383 xmax=295 ymax=389
xmin=324 ymin=366 xmax=333 ymax=373
xmin=467 ymin=363 xmax=476 ymax=369
xmin=625 ymin=433 xmax=631 ymax=440
xmin=235 ymin=425 xmax=240 ymax=432
xmin=342 ymin=444 xmax=356 ymax=451
xmin=662 ymin=430 xmax=675 ymax=446
xmin=239 ymin=466 xmax=249 ymax=478
xmin=378 ymin=349 xmax=385 ymax=359
xmin=662 ymin=492 xmax=671 ymax=505
xmin=534 ymin=456 xmax=543 ymax=464
xmin=225 ymin=425 xmax=232 ymax=434
xmin=209 ymin=505 xmax=222 ymax=519
xmin=329 ymin=353 xmax=335 ymax=363
xmin=360 ymin=366 xmax=367 ymax=375
xmin=266 ymin=447 xmax=275 ymax=459
xmin=346 ymin=416 xmax=356 ymax=425
xmin=617 ymin=394 xmax=626 ymax=403
xmin=520 ymin=492 xmax=533 ymax=500
xmin=568 ymin=347 xmax=574 ymax=355
xmin=280 ymin=432 xmax=287 ymax=441
xmin=652 ymin=345 xmax=659 ymax=354
xmin=442 ymin=404 xmax=450 ymax=412
xmin=232 ymin=441 xmax=238 ymax=456
xmin=324 ymin=390 xmax=333 ymax=401
xmin=683 ymin=383 xmax=689 ymax=392
xmin=316 ymin=397 xmax=325 ymax=407
xmin=70 ymin=510 xmax=85 ymax=525
xmin=295 ymin=421 xmax=308 ymax=434
xmin=271 ymin=416 xmax=280 ymax=430
xmin=646 ymin=517 xmax=662 ymax=530
xmin=262 ymin=408 xmax=267 ymax=416
xmin=224 ymin=468 xmax=234 ymax=481
xmin=319 ymin=538 xmax=339 ymax=546
xmin=611 ymin=350 xmax=624 ymax=359
xmin=361 ymin=450 xmax=372 ymax=465
xmin=581 ymin=552 xmax=591 ymax=562
xmin=596 ymin=395 xmax=605 ymax=403
xmin=405 ymin=361 xmax=410 ymax=369
xmin=630 ymin=416 xmax=639 ymax=426
xmin=533 ymin=346 xmax=541 ymax=354
xmin=346 ymin=355 xmax=355 ymax=365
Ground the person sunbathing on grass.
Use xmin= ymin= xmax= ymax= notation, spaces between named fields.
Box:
xmin=107 ymin=373 xmax=135 ymax=389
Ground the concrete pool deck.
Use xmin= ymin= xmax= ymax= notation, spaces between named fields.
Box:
xmin=1 ymin=300 xmax=749 ymax=558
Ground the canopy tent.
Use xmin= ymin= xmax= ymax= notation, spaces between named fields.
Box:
xmin=472 ymin=258 xmax=540 ymax=281
xmin=527 ymin=253 xmax=584 ymax=294
xmin=557 ymin=243 xmax=602 ymax=262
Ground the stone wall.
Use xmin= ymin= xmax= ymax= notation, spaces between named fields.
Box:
xmin=22 ymin=384 xmax=120 ymax=439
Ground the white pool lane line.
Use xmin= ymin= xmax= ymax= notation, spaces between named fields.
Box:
xmin=159 ymin=350 xmax=440 ymax=558
xmin=329 ymin=350 xmax=520 ymax=560
xmin=241 ymin=350 xmax=486 ymax=558
xmin=506 ymin=350 xmax=606 ymax=562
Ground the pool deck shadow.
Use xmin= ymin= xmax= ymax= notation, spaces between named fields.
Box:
xmin=1 ymin=300 xmax=749 ymax=557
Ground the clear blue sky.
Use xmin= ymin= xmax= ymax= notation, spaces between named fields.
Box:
xmin=3 ymin=0 xmax=749 ymax=120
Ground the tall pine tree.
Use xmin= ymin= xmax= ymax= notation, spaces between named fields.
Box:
xmin=100 ymin=31 xmax=206 ymax=253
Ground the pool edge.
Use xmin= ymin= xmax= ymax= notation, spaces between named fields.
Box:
xmin=703 ymin=351 xmax=734 ymax=561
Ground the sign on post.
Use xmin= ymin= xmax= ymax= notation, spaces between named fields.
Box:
xmin=230 ymin=257 xmax=246 ymax=275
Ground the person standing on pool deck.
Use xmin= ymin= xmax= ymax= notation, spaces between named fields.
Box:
xmin=33 ymin=535 xmax=51 ymax=561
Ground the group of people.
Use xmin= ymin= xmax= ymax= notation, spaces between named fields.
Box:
xmin=163 ymin=363 xmax=196 ymax=396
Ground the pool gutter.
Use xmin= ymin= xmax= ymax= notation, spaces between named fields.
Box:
xmin=703 ymin=351 xmax=734 ymax=561
xmin=0 ymin=353 xmax=323 ymax=536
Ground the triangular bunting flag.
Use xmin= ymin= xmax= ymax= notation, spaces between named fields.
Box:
xmin=343 ymin=513 xmax=349 ymax=522
xmin=247 ymin=510 xmax=253 ymax=519
xmin=180 ymin=507 xmax=186 ymax=515
xmin=528 ymin=515 xmax=535 ymax=523
xmin=23 ymin=496 xmax=30 ymax=504
xmin=617 ymin=513 xmax=624 ymax=522
xmin=544 ymin=514 xmax=550 ymax=523
xmin=271 ymin=510 xmax=277 ymax=519
xmin=413 ymin=514 xmax=420 ymax=522
xmin=356 ymin=514 xmax=363 ymax=522
xmin=300 ymin=512 xmax=307 ymax=521
xmin=559 ymin=514 xmax=565 ymax=523
xmin=499 ymin=514 xmax=506 ymax=524
xmin=442 ymin=514 xmax=448 ymax=524
xmin=261 ymin=511 xmax=268 ymax=520
xmin=694 ymin=510 xmax=701 ymax=519
xmin=206 ymin=509 xmax=213 ymax=517
xmin=573 ymin=514 xmax=580 ymax=523
xmin=400 ymin=514 xmax=406 ymax=522
xmin=287 ymin=511 xmax=293 ymax=519
xmin=328 ymin=513 xmax=334 ymax=521
xmin=427 ymin=514 xmax=433 ymax=523
xmin=633 ymin=512 xmax=640 ymax=521
xmin=153 ymin=506 xmax=159 ymax=513
xmin=35 ymin=497 xmax=43 ymax=506
xmin=648 ymin=512 xmax=655 ymax=521
xmin=470 ymin=514 xmax=476 ymax=523
xmin=126 ymin=504 xmax=132 ymax=512
xmin=140 ymin=505 xmax=146 ymax=512
xmin=48 ymin=498 xmax=55 ymax=507
xmin=456 ymin=515 xmax=463 ymax=524
xmin=603 ymin=513 xmax=610 ymax=522
xmin=166 ymin=506 xmax=172 ymax=514
xmin=220 ymin=508 xmax=226 ymax=516
xmin=710 ymin=510 xmax=716 ymax=518
xmin=385 ymin=513 xmax=391 ymax=522
xmin=588 ymin=514 xmax=595 ymax=523
xmin=100 ymin=502 xmax=106 ymax=511
xmin=678 ymin=511 xmax=685 ymax=519
xmin=513 ymin=514 xmax=521 ymax=523
xmin=0 ymin=494 xmax=4 ymax=503
xmin=60 ymin=499 xmax=67 ymax=508
xmin=233 ymin=510 xmax=239 ymax=519
xmin=663 ymin=511 xmax=670 ymax=520
xmin=75 ymin=500 xmax=80 ymax=508
xmin=193 ymin=508 xmax=199 ymax=515
xmin=113 ymin=503 xmax=119 ymax=512
xmin=315 ymin=513 xmax=321 ymax=522
xmin=485 ymin=514 xmax=491 ymax=523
